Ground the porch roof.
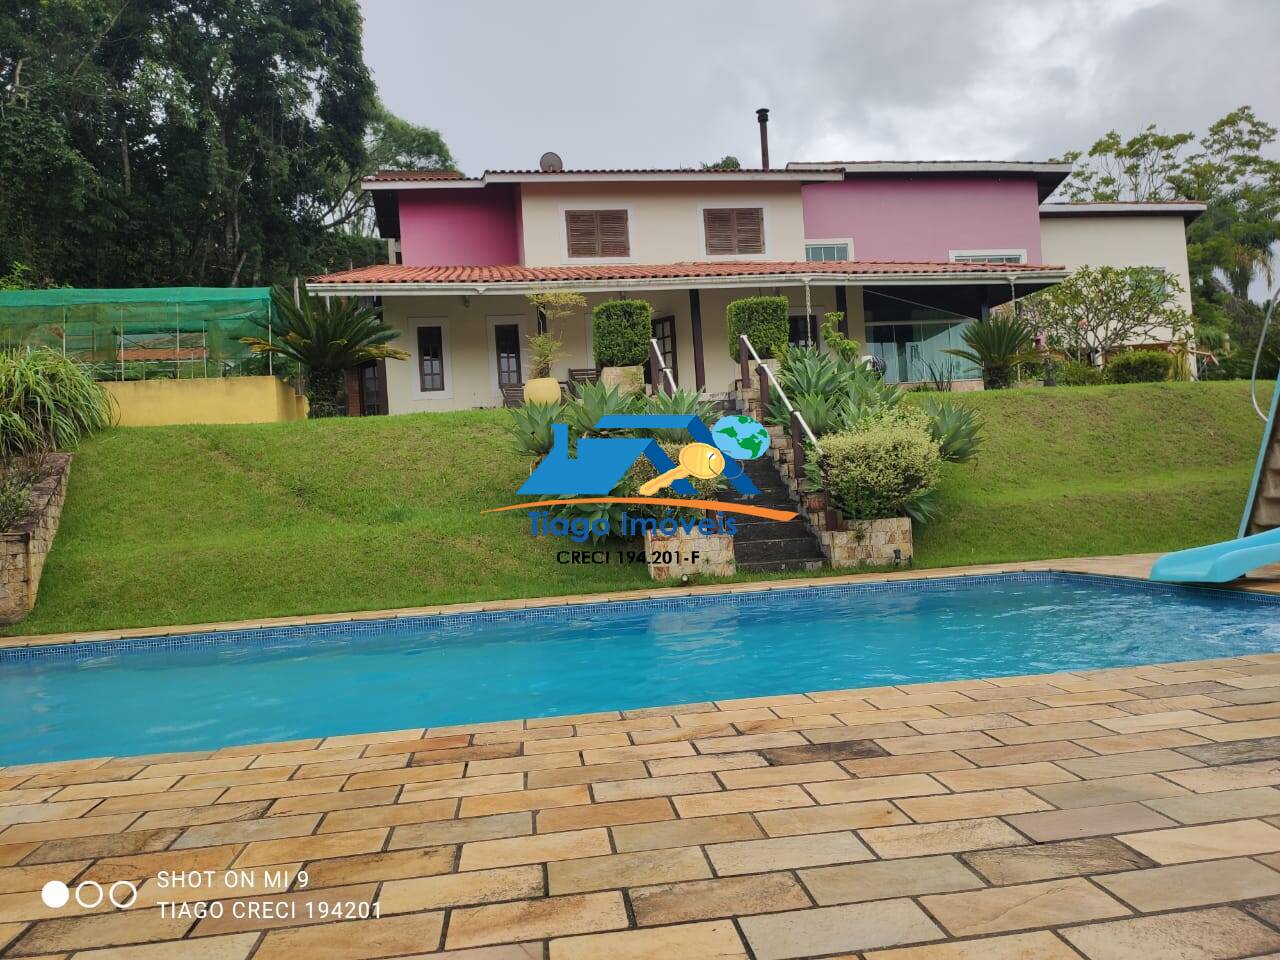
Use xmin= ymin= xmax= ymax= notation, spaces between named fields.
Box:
xmin=307 ymin=259 xmax=1068 ymax=295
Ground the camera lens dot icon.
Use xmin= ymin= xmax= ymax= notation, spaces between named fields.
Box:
xmin=41 ymin=880 xmax=69 ymax=909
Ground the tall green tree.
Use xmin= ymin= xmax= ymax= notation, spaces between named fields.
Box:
xmin=0 ymin=0 xmax=451 ymax=288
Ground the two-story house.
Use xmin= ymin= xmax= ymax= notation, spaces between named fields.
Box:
xmin=309 ymin=141 xmax=1202 ymax=413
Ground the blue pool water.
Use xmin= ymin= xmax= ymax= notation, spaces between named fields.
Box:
xmin=3 ymin=573 xmax=1279 ymax=765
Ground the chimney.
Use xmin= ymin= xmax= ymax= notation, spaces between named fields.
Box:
xmin=756 ymin=108 xmax=770 ymax=170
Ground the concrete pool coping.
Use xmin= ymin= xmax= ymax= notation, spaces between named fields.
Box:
xmin=4 ymin=552 xmax=1280 ymax=652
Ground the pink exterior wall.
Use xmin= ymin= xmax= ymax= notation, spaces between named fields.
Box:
xmin=398 ymin=185 xmax=520 ymax=266
xmin=802 ymin=176 xmax=1043 ymax=263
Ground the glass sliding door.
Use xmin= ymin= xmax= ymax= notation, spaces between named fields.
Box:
xmin=866 ymin=317 xmax=980 ymax=384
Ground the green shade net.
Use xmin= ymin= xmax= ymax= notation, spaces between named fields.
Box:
xmin=0 ymin=288 xmax=275 ymax=380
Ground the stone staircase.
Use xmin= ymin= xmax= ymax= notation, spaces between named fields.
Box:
xmin=1246 ymin=416 xmax=1280 ymax=534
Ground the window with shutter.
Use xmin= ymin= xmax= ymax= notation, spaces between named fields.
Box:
xmin=703 ymin=208 xmax=765 ymax=256
xmin=565 ymin=210 xmax=630 ymax=258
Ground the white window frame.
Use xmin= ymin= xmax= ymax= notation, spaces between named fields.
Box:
xmin=488 ymin=314 xmax=533 ymax=396
xmin=697 ymin=202 xmax=771 ymax=261
xmin=558 ymin=204 xmax=636 ymax=264
xmin=804 ymin=238 xmax=854 ymax=262
xmin=412 ymin=317 xmax=453 ymax=400
xmin=948 ymin=248 xmax=1027 ymax=264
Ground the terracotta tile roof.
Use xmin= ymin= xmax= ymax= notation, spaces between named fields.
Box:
xmin=310 ymin=260 xmax=1064 ymax=286
xmin=362 ymin=168 xmax=842 ymax=186
xmin=364 ymin=169 xmax=472 ymax=182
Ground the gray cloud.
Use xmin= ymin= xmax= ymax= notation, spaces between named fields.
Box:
xmin=359 ymin=0 xmax=1280 ymax=172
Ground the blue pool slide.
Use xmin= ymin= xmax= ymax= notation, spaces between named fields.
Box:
xmin=1150 ymin=527 xmax=1280 ymax=583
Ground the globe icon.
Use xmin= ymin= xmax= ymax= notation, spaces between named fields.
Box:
xmin=711 ymin=414 xmax=770 ymax=461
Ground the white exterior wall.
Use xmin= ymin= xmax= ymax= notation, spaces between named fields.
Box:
xmin=518 ymin=182 xmax=808 ymax=266
xmin=378 ymin=285 xmax=864 ymax=413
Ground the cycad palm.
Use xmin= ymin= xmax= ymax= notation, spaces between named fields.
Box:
xmin=242 ymin=287 xmax=409 ymax=417
xmin=944 ymin=315 xmax=1039 ymax=389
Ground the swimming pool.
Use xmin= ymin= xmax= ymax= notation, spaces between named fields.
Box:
xmin=4 ymin=572 xmax=1279 ymax=765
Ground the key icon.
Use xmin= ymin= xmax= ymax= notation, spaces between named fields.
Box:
xmin=638 ymin=442 xmax=726 ymax=496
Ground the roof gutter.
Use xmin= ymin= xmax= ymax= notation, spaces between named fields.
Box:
xmin=307 ymin=269 xmax=1070 ymax=297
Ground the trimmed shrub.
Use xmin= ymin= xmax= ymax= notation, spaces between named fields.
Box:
xmin=726 ymin=295 xmax=789 ymax=359
xmin=592 ymin=299 xmax=652 ymax=367
xmin=1056 ymin=360 xmax=1105 ymax=386
xmin=1107 ymin=349 xmax=1172 ymax=384
xmin=819 ymin=421 xmax=941 ymax=521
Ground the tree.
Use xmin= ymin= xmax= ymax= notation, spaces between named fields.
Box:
xmin=942 ymin=314 xmax=1039 ymax=389
xmin=241 ymin=288 xmax=409 ymax=418
xmin=701 ymin=155 xmax=741 ymax=171
xmin=1019 ymin=266 xmax=1192 ymax=365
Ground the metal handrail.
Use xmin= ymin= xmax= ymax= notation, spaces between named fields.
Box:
xmin=738 ymin=334 xmax=820 ymax=449
xmin=649 ymin=337 xmax=677 ymax=396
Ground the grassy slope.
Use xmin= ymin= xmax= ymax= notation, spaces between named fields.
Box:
xmin=11 ymin=380 xmax=1270 ymax=635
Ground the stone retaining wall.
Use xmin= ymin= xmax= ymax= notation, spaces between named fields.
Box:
xmin=0 ymin=454 xmax=71 ymax=624
xmin=644 ymin=527 xmax=735 ymax=580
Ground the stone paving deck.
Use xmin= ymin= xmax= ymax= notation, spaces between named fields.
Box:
xmin=4 ymin=555 xmax=1280 ymax=958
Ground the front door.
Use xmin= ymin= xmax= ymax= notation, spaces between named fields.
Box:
xmin=648 ymin=315 xmax=678 ymax=387
xmin=494 ymin=324 xmax=522 ymax=387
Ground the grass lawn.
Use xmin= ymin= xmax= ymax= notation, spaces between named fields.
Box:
xmin=9 ymin=379 xmax=1271 ymax=636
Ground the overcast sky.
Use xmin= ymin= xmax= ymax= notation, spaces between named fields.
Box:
xmin=360 ymin=0 xmax=1280 ymax=175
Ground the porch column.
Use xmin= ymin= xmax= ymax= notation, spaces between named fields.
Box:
xmin=689 ymin=289 xmax=706 ymax=391
xmin=835 ymin=285 xmax=849 ymax=337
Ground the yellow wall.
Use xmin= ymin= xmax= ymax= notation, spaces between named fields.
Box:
xmin=104 ymin=376 xmax=308 ymax=427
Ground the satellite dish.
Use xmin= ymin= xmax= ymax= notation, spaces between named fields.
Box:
xmin=539 ymin=151 xmax=564 ymax=172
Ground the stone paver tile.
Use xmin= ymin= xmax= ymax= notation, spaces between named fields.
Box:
xmin=1009 ymin=703 xmax=1128 ymax=725
xmin=0 ymin=813 xmax=145 ymax=846
xmin=895 ymin=787 xmax=1051 ymax=823
xmin=379 ymin=864 xmax=543 ymax=913
xmin=343 ymin=762 xmax=466 ymax=791
xmin=302 ymin=844 xmax=456 ymax=887
xmin=0 ymin=799 xmax=99 ymax=825
xmin=635 ymin=723 xmax=735 ymax=745
xmin=471 ymin=725 xmax=573 ymax=746
xmin=876 ymin=732 xmax=1000 ymax=755
xmin=536 ymin=797 xmax=674 ymax=833
xmin=1178 ymin=736 xmax=1280 ymax=766
xmin=549 ymin=919 xmax=747 ymax=960
xmin=842 ymin=752 xmax=974 ymax=777
xmin=860 ymin=818 xmax=1028 ymax=859
xmin=1099 ymin=856 xmax=1280 ymax=912
xmin=988 ymin=721 xmax=1113 ymax=744
xmin=1117 ymin=819 xmax=1280 ymax=864
xmin=1118 ymin=694 xmax=1229 ymax=715
xmin=1094 ymin=710 xmax=1224 ymax=734
xmin=170 ymin=814 xmax=321 ymax=850
xmin=937 ymin=695 xmax=1050 ymax=715
xmin=932 ymin=761 xmax=1078 ymax=792
xmin=716 ymin=761 xmax=848 ymax=789
xmin=1207 ymin=702 xmax=1280 ymax=721
xmin=1200 ymin=719 xmax=1280 ymax=743
xmin=247 ymin=745 xmax=363 ymax=769
xmin=464 ymin=753 xmax=581 ymax=777
xmin=527 ymin=760 xmax=647 ymax=788
xmin=921 ymin=876 xmax=1129 ymax=936
xmin=1029 ymin=773 xmax=1191 ymax=809
xmin=0 ymin=859 xmax=89 ymax=896
xmin=523 ymin=733 xmax=628 ymax=756
xmin=68 ymin=843 xmax=237 ymax=885
xmin=1162 ymin=759 xmax=1280 ymax=793
xmin=458 ymin=784 xmax=589 ymax=818
xmin=1061 ymin=906 xmax=1280 ymax=960
xmin=819 ymin=721 xmax=924 ymax=742
xmin=389 ymin=811 xmax=532 ymax=850
xmin=591 ymin=773 xmax=718 ymax=801
xmin=864 ymin=931 xmax=1085 ymax=959
xmin=88 ymin=788 xmax=225 ymax=818
xmin=50 ymin=776 xmax=181 ymax=802
xmin=411 ymin=743 xmax=524 ymax=767
xmin=738 ymin=899 xmax=944 ymax=960
xmin=611 ymin=813 xmax=763 ymax=852
xmin=294 ymin=755 xmax=410 ymax=780
xmin=672 ymin=785 xmax=813 ymax=818
xmin=957 ymin=741 xmax=1093 ymax=766
xmin=706 ymin=830 xmax=871 ymax=875
xmin=213 ymin=774 xmax=350 ymax=804
xmin=459 ymin=827 xmax=611 ymax=870
xmin=1058 ymin=749 xmax=1204 ymax=780
xmin=231 ymin=826 xmax=387 ymax=868
xmin=1146 ymin=786 xmax=1280 ymax=824
xmin=646 ymin=753 xmax=767 ymax=776
xmin=1006 ymin=802 xmax=1176 ymax=842
xmin=623 ymin=700 xmax=719 ymax=719
xmin=807 ymin=773 xmax=947 ymax=804
xmin=755 ymin=799 xmax=909 ymax=836
xmin=21 ymin=827 xmax=182 ymax=865
xmin=799 ymin=854 xmax=983 ymax=905
xmin=693 ymin=732 xmax=805 ymax=755
xmin=363 ymin=734 xmax=470 ymax=758
xmin=397 ymin=772 xmax=525 ymax=804
xmin=676 ymin=708 xmax=777 ymax=729
xmin=250 ymin=912 xmax=445 ymax=960
xmin=69 ymin=933 xmax=258 ymax=959
xmin=1075 ymin=732 xmax=1212 ymax=758
xmin=962 ymin=837 xmax=1151 ymax=884
xmin=580 ymin=742 xmax=695 ymax=765
xmin=759 ymin=740 xmax=889 ymax=764
xmin=5 ymin=907 xmax=191 ymax=955
xmin=446 ymin=891 xmax=627 ymax=949
xmin=630 ymin=873 xmax=809 ymax=926
xmin=547 ymin=845 xmax=710 ymax=894
xmin=265 ymin=785 xmax=398 ymax=817
xmin=318 ymin=797 xmax=457 ymax=834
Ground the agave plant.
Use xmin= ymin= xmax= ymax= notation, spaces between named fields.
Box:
xmin=943 ymin=315 xmax=1039 ymax=390
xmin=921 ymin=398 xmax=983 ymax=464
xmin=768 ymin=391 xmax=846 ymax=438
xmin=565 ymin=381 xmax=638 ymax=437
xmin=507 ymin=401 xmax=563 ymax=459
xmin=776 ymin=346 xmax=853 ymax=397
xmin=644 ymin=388 xmax=715 ymax=441
xmin=242 ymin=287 xmax=410 ymax=417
